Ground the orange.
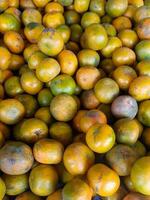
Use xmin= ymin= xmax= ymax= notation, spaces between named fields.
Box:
xmin=79 ymin=109 xmax=107 ymax=133
xmin=4 ymin=31 xmax=24 ymax=54
xmin=38 ymin=28 xmax=64 ymax=57
xmin=0 ymin=47 xmax=12 ymax=70
xmin=87 ymin=164 xmax=120 ymax=197
xmin=36 ymin=58 xmax=60 ymax=82
xmin=86 ymin=123 xmax=116 ymax=153
xmin=0 ymin=141 xmax=33 ymax=175
xmin=62 ymin=178 xmax=93 ymax=200
xmin=76 ymin=66 xmax=101 ymax=90
xmin=63 ymin=142 xmax=95 ymax=175
xmin=29 ymin=164 xmax=58 ymax=196
xmin=58 ymin=50 xmax=78 ymax=76
xmin=21 ymin=71 xmax=43 ymax=95
xmin=33 ymin=138 xmax=64 ymax=164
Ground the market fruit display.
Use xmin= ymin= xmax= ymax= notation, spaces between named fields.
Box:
xmin=0 ymin=0 xmax=150 ymax=199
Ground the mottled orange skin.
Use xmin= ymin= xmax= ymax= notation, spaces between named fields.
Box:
xmin=58 ymin=50 xmax=78 ymax=76
xmin=43 ymin=12 xmax=65 ymax=29
xmin=129 ymin=76 xmax=150 ymax=101
xmin=22 ymin=8 xmax=42 ymax=26
xmin=4 ymin=31 xmax=24 ymax=54
xmin=62 ymin=178 xmax=93 ymax=200
xmin=2 ymin=173 xmax=29 ymax=196
xmin=136 ymin=60 xmax=150 ymax=76
xmin=106 ymin=144 xmax=137 ymax=176
xmin=32 ymin=0 xmax=51 ymax=8
xmin=24 ymin=23 xmax=44 ymax=44
xmin=94 ymin=78 xmax=120 ymax=104
xmin=86 ymin=123 xmax=116 ymax=153
xmin=45 ymin=2 xmax=64 ymax=13
xmin=21 ymin=71 xmax=43 ymax=95
xmin=112 ymin=47 xmax=136 ymax=67
xmin=29 ymin=164 xmax=58 ymax=196
xmin=23 ymin=44 xmax=39 ymax=62
xmin=112 ymin=65 xmax=137 ymax=90
xmin=76 ymin=66 xmax=101 ymax=90
xmin=63 ymin=142 xmax=95 ymax=175
xmin=134 ymin=6 xmax=150 ymax=23
xmin=137 ymin=18 xmax=150 ymax=40
xmin=0 ymin=141 xmax=34 ymax=175
xmin=19 ymin=118 xmax=48 ymax=144
xmin=49 ymin=122 xmax=72 ymax=146
xmin=9 ymin=54 xmax=25 ymax=71
xmin=112 ymin=16 xmax=132 ymax=32
xmin=87 ymin=164 xmax=120 ymax=197
xmin=81 ymin=89 xmax=100 ymax=109
xmin=118 ymin=29 xmax=139 ymax=49
xmin=124 ymin=5 xmax=137 ymax=20
xmin=72 ymin=110 xmax=87 ymax=132
xmin=0 ymin=47 xmax=12 ymax=70
xmin=79 ymin=109 xmax=107 ymax=133
xmin=33 ymin=138 xmax=64 ymax=164
xmin=20 ymin=0 xmax=36 ymax=9
xmin=50 ymin=94 xmax=77 ymax=122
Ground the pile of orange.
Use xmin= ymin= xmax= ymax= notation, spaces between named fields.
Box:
xmin=0 ymin=0 xmax=150 ymax=199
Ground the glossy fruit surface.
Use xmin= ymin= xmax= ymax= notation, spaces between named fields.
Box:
xmin=131 ymin=157 xmax=150 ymax=195
xmin=50 ymin=74 xmax=76 ymax=95
xmin=114 ymin=118 xmax=141 ymax=145
xmin=135 ymin=40 xmax=150 ymax=61
xmin=0 ymin=13 xmax=20 ymax=33
xmin=62 ymin=178 xmax=93 ymax=200
xmin=36 ymin=58 xmax=60 ymax=82
xmin=86 ymin=123 xmax=115 ymax=153
xmin=79 ymin=109 xmax=107 ymax=133
xmin=58 ymin=50 xmax=78 ymax=75
xmin=138 ymin=100 xmax=150 ymax=126
xmin=33 ymin=138 xmax=64 ymax=164
xmin=50 ymin=94 xmax=77 ymax=121
xmin=106 ymin=0 xmax=128 ymax=17
xmin=87 ymin=164 xmax=120 ymax=197
xmin=21 ymin=71 xmax=43 ymax=95
xmin=2 ymin=173 xmax=29 ymax=196
xmin=29 ymin=164 xmax=58 ymax=196
xmin=129 ymin=76 xmax=150 ymax=101
xmin=94 ymin=78 xmax=119 ymax=104
xmin=0 ymin=177 xmax=6 ymax=199
xmin=63 ymin=142 xmax=95 ymax=175
xmin=19 ymin=118 xmax=48 ymax=144
xmin=83 ymin=24 xmax=108 ymax=50
xmin=38 ymin=28 xmax=64 ymax=57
